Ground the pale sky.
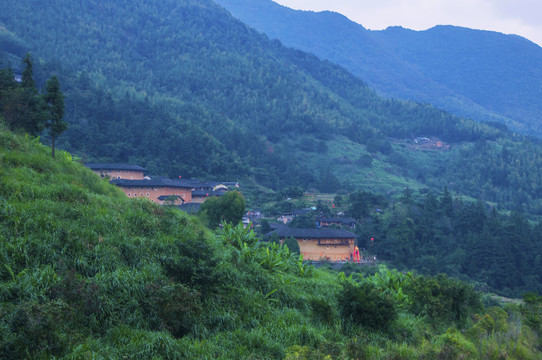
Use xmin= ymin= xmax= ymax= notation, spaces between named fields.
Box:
xmin=274 ymin=0 xmax=542 ymax=47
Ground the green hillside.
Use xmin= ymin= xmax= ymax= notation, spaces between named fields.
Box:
xmin=4 ymin=0 xmax=542 ymax=215
xmin=1 ymin=126 xmax=541 ymax=359
xmin=216 ymin=0 xmax=542 ymax=137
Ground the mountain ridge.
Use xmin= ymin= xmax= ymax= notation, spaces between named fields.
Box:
xmin=215 ymin=0 xmax=542 ymax=137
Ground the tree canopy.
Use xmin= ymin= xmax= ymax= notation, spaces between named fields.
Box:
xmin=200 ymin=190 xmax=246 ymax=229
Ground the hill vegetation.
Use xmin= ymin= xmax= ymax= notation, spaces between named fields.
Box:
xmin=1 ymin=127 xmax=541 ymax=359
xmin=215 ymin=0 xmax=542 ymax=137
xmin=2 ymin=0 xmax=542 ymax=216
xmin=351 ymin=188 xmax=542 ymax=297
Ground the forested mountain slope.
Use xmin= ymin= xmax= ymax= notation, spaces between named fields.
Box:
xmin=215 ymin=0 xmax=542 ymax=137
xmin=3 ymin=0 xmax=542 ymax=214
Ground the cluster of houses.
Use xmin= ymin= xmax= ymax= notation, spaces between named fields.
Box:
xmin=86 ymin=163 xmax=372 ymax=264
xmin=410 ymin=137 xmax=450 ymax=151
xmin=85 ymin=163 xmax=238 ymax=206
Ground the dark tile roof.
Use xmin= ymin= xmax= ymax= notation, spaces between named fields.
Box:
xmin=173 ymin=179 xmax=230 ymax=190
xmin=110 ymin=178 xmax=193 ymax=188
xmin=192 ymin=190 xmax=226 ymax=197
xmin=86 ymin=163 xmax=147 ymax=172
xmin=223 ymin=182 xmax=240 ymax=187
xmin=280 ymin=209 xmax=313 ymax=217
xmin=265 ymin=227 xmax=358 ymax=239
xmin=110 ymin=177 xmax=236 ymax=190
xmin=318 ymin=217 xmax=357 ymax=224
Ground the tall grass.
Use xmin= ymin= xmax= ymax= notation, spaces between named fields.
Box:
xmin=1 ymin=129 xmax=541 ymax=359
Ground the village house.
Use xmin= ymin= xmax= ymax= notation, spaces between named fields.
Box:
xmin=316 ymin=216 xmax=357 ymax=229
xmin=266 ymin=227 xmax=358 ymax=262
xmin=87 ymin=163 xmax=238 ymax=205
xmin=277 ymin=208 xmax=313 ymax=224
xmin=110 ymin=177 xmax=236 ymax=205
xmin=110 ymin=178 xmax=193 ymax=205
xmin=191 ymin=189 xmax=226 ymax=203
xmin=86 ymin=163 xmax=147 ymax=180
xmin=14 ymin=70 xmax=22 ymax=83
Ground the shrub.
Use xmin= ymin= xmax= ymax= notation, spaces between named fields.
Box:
xmin=310 ymin=296 xmax=337 ymax=326
xmin=284 ymin=236 xmax=300 ymax=255
xmin=338 ymin=279 xmax=397 ymax=331
xmin=438 ymin=328 xmax=477 ymax=360
xmin=404 ymin=273 xmax=482 ymax=327
xmin=159 ymin=233 xmax=220 ymax=294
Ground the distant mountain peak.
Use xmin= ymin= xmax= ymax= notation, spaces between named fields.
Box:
xmin=216 ymin=0 xmax=542 ymax=138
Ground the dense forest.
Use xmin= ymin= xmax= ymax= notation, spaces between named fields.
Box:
xmin=2 ymin=0 xmax=542 ymax=215
xmin=348 ymin=189 xmax=542 ymax=297
xmin=1 ymin=127 xmax=541 ymax=359
xmin=216 ymin=0 xmax=542 ymax=137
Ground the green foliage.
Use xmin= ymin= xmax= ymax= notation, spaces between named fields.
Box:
xmin=281 ymin=186 xmax=304 ymax=199
xmin=268 ymin=231 xmax=280 ymax=244
xmin=284 ymin=345 xmax=333 ymax=360
xmin=0 ymin=57 xmax=47 ymax=136
xmin=200 ymin=190 xmax=245 ymax=229
xmin=43 ymin=75 xmax=66 ymax=158
xmin=217 ymin=0 xmax=542 ymax=139
xmin=0 ymin=128 xmax=539 ymax=358
xmin=259 ymin=218 xmax=272 ymax=235
xmin=216 ymin=223 xmax=312 ymax=277
xmin=1 ymin=0 xmax=542 ymax=355
xmin=438 ymin=328 xmax=477 ymax=360
xmin=404 ymin=273 xmax=482 ymax=328
xmin=522 ymin=292 xmax=542 ymax=337
xmin=3 ymin=0 xmax=539 ymax=202
xmin=159 ymin=234 xmax=220 ymax=294
xmin=284 ymin=236 xmax=300 ymax=255
xmin=368 ymin=265 xmax=413 ymax=309
xmin=338 ymin=275 xmax=397 ymax=331
xmin=309 ymin=296 xmax=337 ymax=326
xmin=289 ymin=212 xmax=316 ymax=229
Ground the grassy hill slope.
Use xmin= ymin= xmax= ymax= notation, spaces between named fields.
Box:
xmin=2 ymin=127 xmax=541 ymax=359
xmin=0 ymin=126 xmax=336 ymax=358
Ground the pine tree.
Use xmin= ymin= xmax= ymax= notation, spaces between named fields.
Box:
xmin=44 ymin=75 xmax=67 ymax=158
xmin=22 ymin=53 xmax=36 ymax=90
xmin=440 ymin=186 xmax=453 ymax=217
xmin=0 ymin=55 xmax=47 ymax=135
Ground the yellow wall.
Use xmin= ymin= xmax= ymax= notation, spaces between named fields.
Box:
xmin=282 ymin=237 xmax=356 ymax=261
